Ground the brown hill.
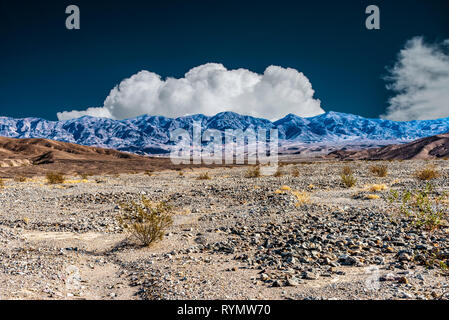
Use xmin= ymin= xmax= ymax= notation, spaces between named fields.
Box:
xmin=0 ymin=137 xmax=238 ymax=178
xmin=0 ymin=137 xmax=159 ymax=177
xmin=327 ymin=133 xmax=449 ymax=160
xmin=0 ymin=137 xmax=138 ymax=161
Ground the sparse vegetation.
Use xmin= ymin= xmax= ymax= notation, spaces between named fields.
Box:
xmin=291 ymin=167 xmax=300 ymax=177
xmin=144 ymin=170 xmax=153 ymax=177
xmin=341 ymin=173 xmax=357 ymax=188
xmin=370 ymin=164 xmax=388 ymax=177
xmin=79 ymin=173 xmax=91 ymax=180
xmin=197 ymin=172 xmax=211 ymax=180
xmin=274 ymin=167 xmax=283 ymax=178
xmin=415 ymin=165 xmax=440 ymax=181
xmin=340 ymin=166 xmax=356 ymax=188
xmin=117 ymin=196 xmax=174 ymax=247
xmin=368 ymin=184 xmax=388 ymax=192
xmin=292 ymin=190 xmax=310 ymax=206
xmin=388 ymin=183 xmax=447 ymax=232
xmin=14 ymin=176 xmax=27 ymax=182
xmin=46 ymin=172 xmax=65 ymax=184
xmin=0 ymin=179 xmax=4 ymax=188
xmin=342 ymin=165 xmax=353 ymax=176
xmin=245 ymin=166 xmax=261 ymax=178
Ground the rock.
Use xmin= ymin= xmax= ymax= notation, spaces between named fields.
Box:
xmin=399 ymin=291 xmax=414 ymax=299
xmin=380 ymin=273 xmax=396 ymax=281
xmin=398 ymin=276 xmax=408 ymax=284
xmin=397 ymin=250 xmax=413 ymax=262
xmin=260 ymin=273 xmax=270 ymax=281
xmin=338 ymin=255 xmax=359 ymax=266
xmin=287 ymin=277 xmax=302 ymax=286
xmin=303 ymin=271 xmax=319 ymax=280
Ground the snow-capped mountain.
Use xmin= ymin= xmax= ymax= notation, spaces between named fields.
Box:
xmin=0 ymin=111 xmax=448 ymax=155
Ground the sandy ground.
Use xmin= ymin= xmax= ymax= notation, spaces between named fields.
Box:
xmin=0 ymin=160 xmax=448 ymax=300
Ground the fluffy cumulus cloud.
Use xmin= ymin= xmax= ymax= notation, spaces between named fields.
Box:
xmin=381 ymin=37 xmax=449 ymax=121
xmin=57 ymin=63 xmax=324 ymax=121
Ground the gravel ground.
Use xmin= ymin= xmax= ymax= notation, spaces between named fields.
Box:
xmin=0 ymin=160 xmax=448 ymax=300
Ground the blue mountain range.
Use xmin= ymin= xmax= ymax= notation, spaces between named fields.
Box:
xmin=0 ymin=111 xmax=448 ymax=154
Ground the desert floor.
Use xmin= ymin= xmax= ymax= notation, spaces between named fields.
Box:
xmin=0 ymin=160 xmax=448 ymax=300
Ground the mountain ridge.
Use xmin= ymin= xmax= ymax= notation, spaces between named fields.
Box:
xmin=327 ymin=133 xmax=449 ymax=160
xmin=1 ymin=111 xmax=449 ymax=155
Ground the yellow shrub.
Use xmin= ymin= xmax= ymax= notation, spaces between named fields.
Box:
xmin=368 ymin=184 xmax=388 ymax=192
xmin=366 ymin=194 xmax=381 ymax=200
xmin=281 ymin=185 xmax=291 ymax=191
xmin=292 ymin=190 xmax=310 ymax=206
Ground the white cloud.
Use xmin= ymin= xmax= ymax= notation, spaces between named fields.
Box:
xmin=381 ymin=37 xmax=449 ymax=121
xmin=57 ymin=107 xmax=113 ymax=121
xmin=57 ymin=63 xmax=324 ymax=121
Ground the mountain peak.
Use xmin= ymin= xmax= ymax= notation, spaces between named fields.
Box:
xmin=0 ymin=111 xmax=448 ymax=154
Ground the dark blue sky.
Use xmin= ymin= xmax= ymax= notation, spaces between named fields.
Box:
xmin=0 ymin=0 xmax=448 ymax=120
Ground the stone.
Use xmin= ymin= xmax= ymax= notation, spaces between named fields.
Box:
xmin=287 ymin=277 xmax=302 ymax=286
xmin=303 ymin=271 xmax=319 ymax=280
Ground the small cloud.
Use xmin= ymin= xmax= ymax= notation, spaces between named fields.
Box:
xmin=57 ymin=107 xmax=113 ymax=121
xmin=381 ymin=37 xmax=449 ymax=121
xmin=57 ymin=64 xmax=325 ymax=121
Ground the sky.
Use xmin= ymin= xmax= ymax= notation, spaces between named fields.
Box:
xmin=0 ymin=0 xmax=448 ymax=121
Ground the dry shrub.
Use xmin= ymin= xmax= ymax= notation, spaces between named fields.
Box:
xmin=274 ymin=168 xmax=283 ymax=177
xmin=79 ymin=173 xmax=91 ymax=180
xmin=245 ymin=166 xmax=261 ymax=178
xmin=178 ymin=171 xmax=184 ymax=177
xmin=0 ymin=179 xmax=4 ymax=188
xmin=342 ymin=165 xmax=353 ymax=175
xmin=388 ymin=184 xmax=446 ymax=232
xmin=14 ymin=176 xmax=27 ymax=182
xmin=144 ymin=170 xmax=154 ymax=176
xmin=368 ymin=184 xmax=388 ymax=192
xmin=340 ymin=166 xmax=356 ymax=188
xmin=415 ymin=165 xmax=440 ymax=181
xmin=291 ymin=167 xmax=300 ymax=177
xmin=46 ymin=172 xmax=65 ymax=184
xmin=117 ymin=196 xmax=173 ymax=247
xmin=370 ymin=164 xmax=388 ymax=177
xmin=292 ymin=190 xmax=310 ymax=206
xmin=197 ymin=172 xmax=211 ymax=180
xmin=341 ymin=173 xmax=357 ymax=188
